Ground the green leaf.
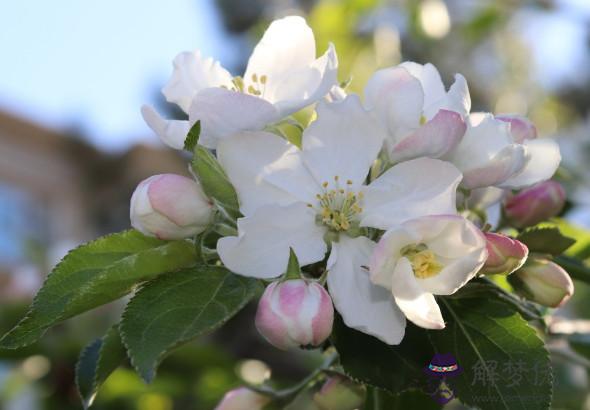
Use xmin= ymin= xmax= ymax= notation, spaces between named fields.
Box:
xmin=76 ymin=326 xmax=126 ymax=409
xmin=449 ymin=278 xmax=543 ymax=321
xmin=192 ymin=146 xmax=240 ymax=218
xmin=120 ymin=266 xmax=260 ymax=382
xmin=364 ymin=388 xmax=441 ymax=410
xmin=183 ymin=121 xmax=201 ymax=152
xmin=331 ymin=315 xmax=434 ymax=394
xmin=428 ymin=298 xmax=552 ymax=410
xmin=0 ymin=230 xmax=197 ymax=349
xmin=517 ymin=227 xmax=575 ymax=256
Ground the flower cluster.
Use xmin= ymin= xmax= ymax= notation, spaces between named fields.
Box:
xmin=133 ymin=16 xmax=569 ymax=355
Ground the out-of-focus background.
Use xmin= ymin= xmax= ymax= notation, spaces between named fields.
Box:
xmin=1 ymin=0 xmax=589 ymax=409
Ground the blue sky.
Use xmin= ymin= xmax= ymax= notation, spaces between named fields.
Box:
xmin=0 ymin=0 xmax=240 ymax=150
xmin=0 ymin=0 xmax=588 ymax=150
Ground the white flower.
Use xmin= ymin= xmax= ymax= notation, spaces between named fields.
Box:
xmin=364 ymin=62 xmax=470 ymax=162
xmin=369 ymin=215 xmax=487 ymax=329
xmin=141 ymin=16 xmax=338 ymax=149
xmin=216 ymin=95 xmax=462 ymax=344
xmin=443 ymin=113 xmax=561 ymax=189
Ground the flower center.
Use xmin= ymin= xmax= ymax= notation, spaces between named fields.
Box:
xmin=222 ymin=74 xmax=269 ymax=98
xmin=246 ymin=73 xmax=268 ymax=97
xmin=309 ymin=176 xmax=363 ymax=232
xmin=401 ymin=244 xmax=442 ymax=279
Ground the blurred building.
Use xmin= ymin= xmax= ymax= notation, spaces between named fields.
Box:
xmin=0 ymin=110 xmax=187 ymax=298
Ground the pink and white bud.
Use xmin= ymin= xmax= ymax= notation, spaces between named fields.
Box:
xmin=130 ymin=174 xmax=213 ymax=240
xmin=504 ymin=181 xmax=566 ymax=228
xmin=513 ymin=259 xmax=574 ymax=308
xmin=214 ymin=387 xmax=270 ymax=410
xmin=496 ymin=114 xmax=537 ymax=143
xmin=255 ymin=279 xmax=334 ymax=350
xmin=313 ymin=375 xmax=365 ymax=410
xmin=481 ymin=233 xmax=528 ymax=275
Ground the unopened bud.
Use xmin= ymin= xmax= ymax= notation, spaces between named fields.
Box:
xmin=313 ymin=375 xmax=365 ymax=410
xmin=504 ymin=181 xmax=566 ymax=228
xmin=255 ymin=279 xmax=334 ymax=350
xmin=130 ymin=174 xmax=213 ymax=240
xmin=510 ymin=259 xmax=574 ymax=308
xmin=215 ymin=387 xmax=270 ymax=410
xmin=481 ymin=233 xmax=528 ymax=275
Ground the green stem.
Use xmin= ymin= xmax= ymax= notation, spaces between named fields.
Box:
xmin=251 ymin=350 xmax=339 ymax=402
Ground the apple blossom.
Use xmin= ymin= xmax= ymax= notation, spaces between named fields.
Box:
xmin=364 ymin=62 xmax=469 ymax=162
xmin=510 ymin=259 xmax=574 ymax=308
xmin=255 ymin=279 xmax=333 ymax=350
xmin=368 ymin=215 xmax=487 ymax=329
xmin=214 ymin=387 xmax=270 ymax=410
xmin=504 ymin=180 xmax=566 ymax=228
xmin=443 ymin=113 xmax=561 ymax=190
xmin=215 ymin=95 xmax=462 ymax=344
xmin=142 ymin=16 xmax=338 ymax=149
xmin=481 ymin=232 xmax=528 ymax=275
xmin=130 ymin=174 xmax=213 ymax=240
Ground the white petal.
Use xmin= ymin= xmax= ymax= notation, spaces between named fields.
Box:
xmin=391 ymin=258 xmax=445 ymax=329
xmin=141 ymin=105 xmax=190 ymax=150
xmin=461 ymin=145 xmax=527 ymax=189
xmin=445 ymin=114 xmax=526 ymax=189
xmin=404 ymin=216 xmax=488 ymax=295
xmin=302 ymin=95 xmax=386 ymax=187
xmin=244 ymin=16 xmax=337 ymax=112
xmin=271 ymin=43 xmax=339 ymax=115
xmin=327 ymin=236 xmax=406 ymax=345
xmin=189 ymin=88 xmax=279 ymax=149
xmin=217 ymin=203 xmax=327 ymax=279
xmin=364 ymin=66 xmax=423 ymax=145
xmin=389 ymin=109 xmax=465 ymax=162
xmin=217 ymin=131 xmax=318 ymax=216
xmin=361 ymin=158 xmax=462 ymax=230
xmin=499 ymin=138 xmax=561 ymax=189
xmin=424 ymin=74 xmax=471 ymax=119
xmin=400 ymin=62 xmax=446 ymax=111
xmin=369 ymin=226 xmax=420 ymax=290
xmin=162 ymin=51 xmax=233 ymax=113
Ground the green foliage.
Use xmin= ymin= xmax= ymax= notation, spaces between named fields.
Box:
xmin=333 ymin=293 xmax=552 ymax=409
xmin=429 ymin=298 xmax=552 ymax=410
xmin=517 ymin=226 xmax=575 ymax=256
xmin=449 ymin=278 xmax=543 ymax=321
xmin=120 ymin=266 xmax=260 ymax=382
xmin=183 ymin=120 xmax=201 ymax=152
xmin=331 ymin=315 xmax=434 ymax=394
xmin=76 ymin=326 xmax=126 ymax=409
xmin=364 ymin=388 xmax=441 ymax=410
xmin=191 ymin=146 xmax=240 ymax=218
xmin=0 ymin=230 xmax=197 ymax=349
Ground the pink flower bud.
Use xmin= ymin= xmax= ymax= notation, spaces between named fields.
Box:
xmin=313 ymin=375 xmax=365 ymax=410
xmin=215 ymin=387 xmax=270 ymax=410
xmin=496 ymin=114 xmax=537 ymax=143
xmin=512 ymin=259 xmax=574 ymax=308
xmin=130 ymin=174 xmax=213 ymax=240
xmin=504 ymin=181 xmax=566 ymax=228
xmin=481 ymin=233 xmax=528 ymax=275
xmin=255 ymin=279 xmax=334 ymax=350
